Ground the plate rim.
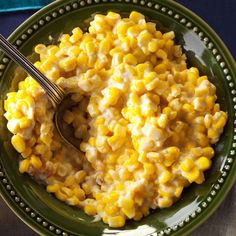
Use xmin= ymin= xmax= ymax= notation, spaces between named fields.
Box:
xmin=0 ymin=0 xmax=236 ymax=235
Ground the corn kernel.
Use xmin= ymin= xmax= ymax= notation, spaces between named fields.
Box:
xmin=19 ymin=159 xmax=30 ymax=173
xmin=158 ymin=197 xmax=173 ymax=208
xmin=108 ymin=215 xmax=125 ymax=228
xmin=175 ymin=186 xmax=183 ymax=198
xmin=159 ymin=170 xmax=172 ymax=184
xmin=30 ymin=154 xmax=42 ymax=169
xmin=59 ymin=57 xmax=77 ymax=72
xmin=180 ymin=158 xmax=194 ymax=172
xmin=183 ymin=167 xmax=200 ymax=183
xmin=84 ymin=204 xmax=97 ymax=215
xmin=123 ymin=53 xmax=137 ymax=65
xmin=11 ymin=135 xmax=26 ymax=153
xmin=129 ymin=11 xmax=145 ymax=22
xmin=47 ymin=184 xmax=60 ymax=193
xmin=197 ymin=156 xmax=211 ymax=171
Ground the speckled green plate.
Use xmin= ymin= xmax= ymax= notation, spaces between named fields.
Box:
xmin=0 ymin=0 xmax=236 ymax=235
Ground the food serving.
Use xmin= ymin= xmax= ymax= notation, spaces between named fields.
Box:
xmin=4 ymin=11 xmax=227 ymax=228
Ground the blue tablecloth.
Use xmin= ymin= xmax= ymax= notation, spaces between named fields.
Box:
xmin=0 ymin=0 xmax=52 ymax=12
xmin=0 ymin=1 xmax=235 ymax=236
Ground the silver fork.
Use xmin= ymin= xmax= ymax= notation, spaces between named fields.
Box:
xmin=0 ymin=34 xmax=80 ymax=150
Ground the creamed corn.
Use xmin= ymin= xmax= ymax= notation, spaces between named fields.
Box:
xmin=4 ymin=11 xmax=227 ymax=228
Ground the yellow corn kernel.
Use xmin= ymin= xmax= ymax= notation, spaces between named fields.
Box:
xmin=19 ymin=117 xmax=32 ymax=129
xmin=88 ymin=137 xmax=96 ymax=146
xmin=66 ymin=196 xmax=80 ymax=206
xmin=85 ymin=41 xmax=97 ymax=55
xmin=59 ymin=57 xmax=77 ymax=72
xmin=204 ymin=114 xmax=212 ymax=128
xmin=168 ymin=146 xmax=180 ymax=157
xmin=129 ymin=11 xmax=144 ymax=22
xmin=102 ymin=216 xmax=108 ymax=224
xmin=46 ymin=68 xmax=60 ymax=81
xmin=155 ymin=63 xmax=167 ymax=74
xmin=163 ymin=31 xmax=175 ymax=40
xmin=98 ymin=124 xmax=110 ymax=135
xmin=103 ymin=87 xmax=121 ymax=106
xmin=213 ymin=103 xmax=220 ymax=113
xmin=127 ymin=25 xmax=141 ymax=38
xmin=105 ymin=205 xmax=119 ymax=216
xmin=134 ymin=195 xmax=143 ymax=206
xmin=175 ymin=186 xmax=183 ymax=198
xmin=116 ymin=182 xmax=125 ymax=191
xmin=195 ymin=124 xmax=205 ymax=133
xmin=123 ymin=53 xmax=137 ymax=65
xmin=195 ymin=86 xmax=209 ymax=97
xmin=47 ymin=184 xmax=60 ymax=193
xmin=77 ymin=51 xmax=88 ymax=67
xmin=148 ymin=41 xmax=158 ymax=53
xmin=61 ymin=187 xmax=74 ymax=197
xmin=70 ymin=27 xmax=83 ymax=42
xmin=108 ymin=215 xmax=125 ymax=228
xmin=159 ymin=170 xmax=172 ymax=184
xmin=30 ymin=155 xmax=42 ymax=169
xmin=213 ymin=114 xmax=227 ymax=130
xmin=197 ymin=75 xmax=207 ymax=85
xmin=180 ymin=158 xmax=194 ymax=172
xmin=107 ymin=11 xmax=121 ymax=23
xmin=64 ymin=176 xmax=76 ymax=187
xmin=11 ymin=135 xmax=26 ymax=153
xmin=47 ymin=45 xmax=59 ymax=55
xmin=134 ymin=211 xmax=143 ymax=221
xmin=41 ymin=57 xmax=54 ymax=71
xmin=99 ymin=38 xmax=111 ymax=54
xmin=107 ymin=135 xmax=124 ymax=151
xmin=34 ymin=44 xmax=46 ymax=54
xmin=82 ymin=183 xmax=91 ymax=195
xmin=144 ymin=163 xmax=156 ymax=175
xmin=19 ymin=159 xmax=30 ymax=173
xmin=68 ymin=46 xmax=81 ymax=57
xmin=164 ymin=147 xmax=179 ymax=167
xmin=121 ymin=199 xmax=135 ymax=218
xmin=75 ymin=170 xmax=86 ymax=183
xmin=21 ymin=147 xmax=32 ymax=159
xmin=206 ymin=96 xmax=215 ymax=110
xmin=156 ymin=49 xmax=167 ymax=59
xmin=207 ymin=128 xmax=217 ymax=139
xmin=183 ymin=167 xmax=200 ymax=183
xmin=55 ymin=191 xmax=67 ymax=202
xmin=60 ymin=187 xmax=73 ymax=198
xmin=197 ymin=156 xmax=211 ymax=171
xmin=182 ymin=103 xmax=194 ymax=113
xmin=187 ymin=71 xmax=198 ymax=85
xmin=157 ymin=114 xmax=168 ymax=128
xmin=60 ymin=34 xmax=70 ymax=43
xmin=140 ymin=205 xmax=149 ymax=216
xmin=138 ymin=31 xmax=152 ymax=46
xmin=202 ymin=147 xmax=214 ymax=159
xmin=132 ymin=80 xmax=146 ymax=94
xmin=195 ymin=173 xmax=205 ymax=184
xmin=158 ymin=197 xmax=173 ymax=208
xmin=159 ymin=189 xmax=172 ymax=198
xmin=73 ymin=187 xmax=85 ymax=200
xmin=84 ymin=204 xmax=97 ymax=216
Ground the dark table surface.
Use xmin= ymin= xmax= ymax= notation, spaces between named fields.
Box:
xmin=0 ymin=0 xmax=235 ymax=235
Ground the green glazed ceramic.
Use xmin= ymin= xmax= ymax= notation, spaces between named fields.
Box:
xmin=0 ymin=0 xmax=236 ymax=235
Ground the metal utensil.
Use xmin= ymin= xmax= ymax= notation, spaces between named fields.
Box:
xmin=0 ymin=34 xmax=81 ymax=150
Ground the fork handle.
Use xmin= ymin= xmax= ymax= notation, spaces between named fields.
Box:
xmin=0 ymin=34 xmax=65 ymax=106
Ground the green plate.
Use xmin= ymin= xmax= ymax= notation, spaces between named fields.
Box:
xmin=0 ymin=0 xmax=236 ymax=235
